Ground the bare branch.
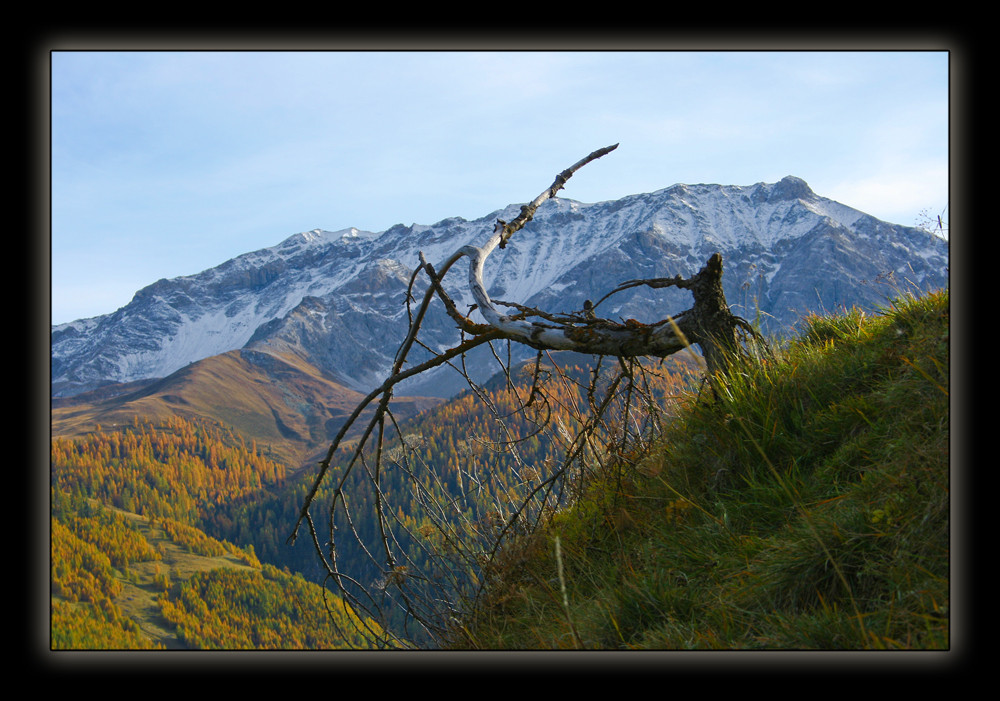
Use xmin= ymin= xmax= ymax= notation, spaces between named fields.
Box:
xmin=293 ymin=144 xmax=767 ymax=648
xmin=496 ymin=143 xmax=620 ymax=249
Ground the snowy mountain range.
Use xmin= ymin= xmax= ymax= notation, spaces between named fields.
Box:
xmin=51 ymin=175 xmax=949 ymax=398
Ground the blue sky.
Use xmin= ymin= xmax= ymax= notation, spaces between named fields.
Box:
xmin=50 ymin=50 xmax=949 ymax=325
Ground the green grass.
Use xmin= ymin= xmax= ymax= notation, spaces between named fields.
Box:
xmin=450 ymin=288 xmax=949 ymax=649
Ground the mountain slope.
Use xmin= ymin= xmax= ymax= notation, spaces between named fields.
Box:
xmin=51 ymin=347 xmax=440 ymax=467
xmin=451 ymin=289 xmax=950 ymax=650
xmin=51 ymin=494 xmax=383 ymax=649
xmin=52 ymin=176 xmax=948 ymax=398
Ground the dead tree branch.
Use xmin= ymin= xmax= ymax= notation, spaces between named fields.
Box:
xmin=291 ymin=145 xmax=764 ymax=647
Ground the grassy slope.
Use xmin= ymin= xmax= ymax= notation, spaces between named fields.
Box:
xmin=453 ymin=288 xmax=950 ymax=650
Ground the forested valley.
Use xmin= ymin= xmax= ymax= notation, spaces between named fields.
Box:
xmin=49 ymin=351 xmax=700 ymax=649
xmin=48 ymin=284 xmax=951 ymax=652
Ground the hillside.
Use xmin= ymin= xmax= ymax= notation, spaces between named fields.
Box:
xmin=50 ymin=493 xmax=383 ymax=649
xmin=48 ymin=289 xmax=949 ymax=650
xmin=51 ymin=348 xmax=440 ymax=469
xmin=47 ymin=350 xmax=703 ymax=648
xmin=447 ymin=288 xmax=950 ymax=649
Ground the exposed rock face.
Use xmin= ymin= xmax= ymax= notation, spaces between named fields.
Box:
xmin=52 ymin=176 xmax=948 ymax=398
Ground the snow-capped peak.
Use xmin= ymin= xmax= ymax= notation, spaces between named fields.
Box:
xmin=52 ymin=177 xmax=948 ymax=398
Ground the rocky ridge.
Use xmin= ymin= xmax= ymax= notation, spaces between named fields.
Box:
xmin=52 ymin=176 xmax=949 ymax=398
